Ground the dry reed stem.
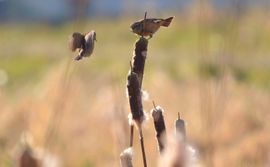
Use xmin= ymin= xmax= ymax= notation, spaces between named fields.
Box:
xmin=120 ymin=147 xmax=133 ymax=167
xmin=175 ymin=113 xmax=186 ymax=142
xmin=151 ymin=101 xmax=166 ymax=153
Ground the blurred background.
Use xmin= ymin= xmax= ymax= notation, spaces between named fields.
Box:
xmin=0 ymin=0 xmax=270 ymax=167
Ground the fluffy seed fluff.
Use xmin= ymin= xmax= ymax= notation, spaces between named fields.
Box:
xmin=141 ymin=89 xmax=149 ymax=101
xmin=159 ymin=134 xmax=186 ymax=167
xmin=120 ymin=147 xmax=133 ymax=167
xmin=128 ymin=112 xmax=149 ymax=128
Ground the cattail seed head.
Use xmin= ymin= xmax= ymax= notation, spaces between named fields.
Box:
xmin=120 ymin=147 xmax=133 ymax=167
xmin=175 ymin=113 xmax=186 ymax=142
xmin=131 ymin=37 xmax=148 ymax=87
xmin=151 ymin=103 xmax=166 ymax=153
xmin=127 ymin=72 xmax=145 ymax=128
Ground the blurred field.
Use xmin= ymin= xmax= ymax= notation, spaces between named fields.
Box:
xmin=0 ymin=11 xmax=270 ymax=167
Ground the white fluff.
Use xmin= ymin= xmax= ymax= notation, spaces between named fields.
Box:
xmin=120 ymin=147 xmax=133 ymax=167
xmin=141 ymin=89 xmax=150 ymax=101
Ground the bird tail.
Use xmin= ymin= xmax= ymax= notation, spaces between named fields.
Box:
xmin=161 ymin=17 xmax=174 ymax=27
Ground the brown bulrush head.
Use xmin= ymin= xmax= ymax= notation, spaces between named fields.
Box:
xmin=175 ymin=113 xmax=186 ymax=142
xmin=120 ymin=147 xmax=133 ymax=167
xmin=68 ymin=30 xmax=97 ymax=61
xmin=151 ymin=102 xmax=166 ymax=153
xmin=131 ymin=37 xmax=148 ymax=87
xmin=127 ymin=71 xmax=145 ymax=128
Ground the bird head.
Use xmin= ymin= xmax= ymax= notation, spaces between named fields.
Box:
xmin=130 ymin=21 xmax=143 ymax=34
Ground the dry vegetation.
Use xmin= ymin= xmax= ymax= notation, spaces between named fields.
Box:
xmin=0 ymin=9 xmax=270 ymax=167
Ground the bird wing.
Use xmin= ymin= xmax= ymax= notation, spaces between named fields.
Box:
xmin=83 ymin=31 xmax=96 ymax=56
xmin=69 ymin=32 xmax=85 ymax=52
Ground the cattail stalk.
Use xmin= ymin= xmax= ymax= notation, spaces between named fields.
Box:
xmin=129 ymin=124 xmax=134 ymax=147
xmin=139 ymin=128 xmax=147 ymax=167
xmin=151 ymin=101 xmax=166 ymax=153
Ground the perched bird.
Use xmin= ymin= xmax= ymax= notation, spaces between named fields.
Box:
xmin=68 ymin=30 xmax=97 ymax=61
xmin=130 ymin=16 xmax=174 ymax=38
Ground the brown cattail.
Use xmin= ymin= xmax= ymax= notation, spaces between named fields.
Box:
xmin=151 ymin=102 xmax=166 ymax=153
xmin=131 ymin=37 xmax=148 ymax=87
xmin=120 ymin=147 xmax=133 ymax=167
xmin=128 ymin=36 xmax=148 ymax=147
xmin=175 ymin=113 xmax=186 ymax=142
xmin=127 ymin=72 xmax=145 ymax=128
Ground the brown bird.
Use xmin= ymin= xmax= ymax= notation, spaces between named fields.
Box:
xmin=68 ymin=30 xmax=97 ymax=61
xmin=130 ymin=16 xmax=174 ymax=38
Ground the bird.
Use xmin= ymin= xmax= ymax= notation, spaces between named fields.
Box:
xmin=130 ymin=16 xmax=174 ymax=38
xmin=68 ymin=30 xmax=97 ymax=61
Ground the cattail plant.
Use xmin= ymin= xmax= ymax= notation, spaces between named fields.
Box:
xmin=126 ymin=20 xmax=150 ymax=166
xmin=175 ymin=113 xmax=186 ymax=142
xmin=120 ymin=147 xmax=133 ymax=167
xmin=128 ymin=37 xmax=149 ymax=149
xmin=151 ymin=101 xmax=166 ymax=153
xmin=126 ymin=71 xmax=147 ymax=167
